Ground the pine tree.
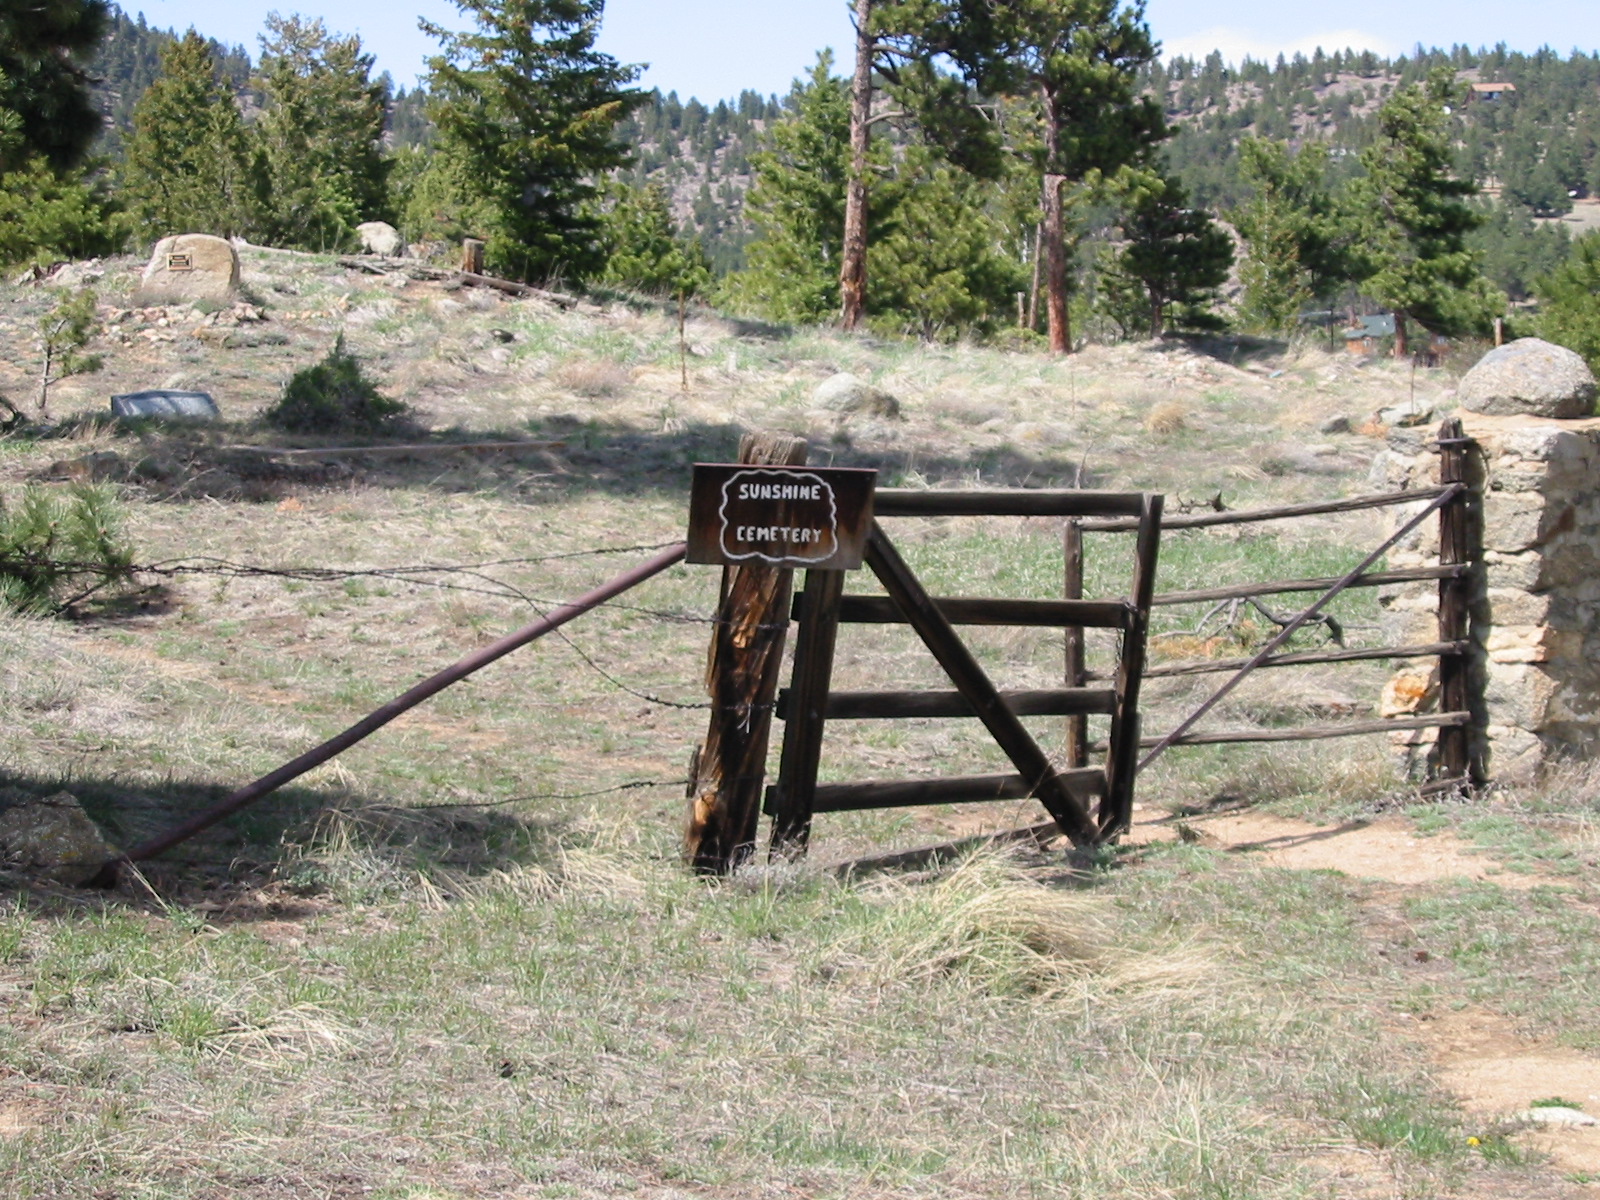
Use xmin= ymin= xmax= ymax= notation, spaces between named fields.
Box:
xmin=867 ymin=151 xmax=1023 ymax=339
xmin=1347 ymin=68 xmax=1504 ymax=355
xmin=1535 ymin=231 xmax=1600 ymax=376
xmin=598 ymin=181 xmax=712 ymax=296
xmin=1231 ymin=138 xmax=1349 ymax=333
xmin=720 ymin=55 xmax=853 ymax=323
xmin=415 ymin=0 xmax=645 ymax=282
xmin=835 ymin=0 xmax=1011 ymax=331
xmin=0 ymin=0 xmax=108 ymax=172
xmin=978 ymin=0 xmax=1166 ymax=352
xmin=121 ymin=32 xmax=260 ymax=241
xmin=1101 ymin=169 xmax=1232 ymax=337
xmin=254 ymin=14 xmax=390 ymax=251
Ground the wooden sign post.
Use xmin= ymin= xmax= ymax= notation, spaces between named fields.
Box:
xmin=682 ymin=438 xmax=875 ymax=874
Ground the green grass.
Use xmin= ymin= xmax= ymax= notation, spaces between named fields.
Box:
xmin=0 ymin=841 xmax=1527 ymax=1199
xmin=1402 ymin=881 xmax=1600 ymax=1048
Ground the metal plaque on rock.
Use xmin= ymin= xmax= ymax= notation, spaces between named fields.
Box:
xmin=687 ymin=464 xmax=876 ymax=570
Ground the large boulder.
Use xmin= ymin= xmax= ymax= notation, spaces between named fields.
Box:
xmin=135 ymin=233 xmax=240 ymax=305
xmin=813 ymin=372 xmax=901 ymax=418
xmin=1458 ymin=338 xmax=1597 ymax=419
xmin=356 ymin=221 xmax=403 ymax=257
xmin=0 ymin=790 xmax=117 ymax=885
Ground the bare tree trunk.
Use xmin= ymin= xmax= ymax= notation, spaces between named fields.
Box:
xmin=1039 ymin=92 xmax=1073 ymax=354
xmin=1043 ymin=172 xmax=1072 ymax=354
xmin=37 ymin=345 xmax=53 ymax=415
xmin=1393 ymin=311 xmax=1409 ymax=359
xmin=838 ymin=0 xmax=874 ymax=332
xmin=1026 ymin=216 xmax=1043 ymax=331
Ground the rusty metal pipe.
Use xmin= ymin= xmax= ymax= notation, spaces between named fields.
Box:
xmin=90 ymin=542 xmax=688 ymax=885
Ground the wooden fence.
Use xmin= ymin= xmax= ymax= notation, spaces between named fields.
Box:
xmin=1066 ymin=417 xmax=1482 ymax=790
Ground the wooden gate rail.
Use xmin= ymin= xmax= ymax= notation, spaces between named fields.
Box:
xmin=1065 ymin=418 xmax=1482 ymax=787
xmin=764 ymin=487 xmax=1162 ymax=855
xmin=1086 ymin=711 xmax=1471 ymax=751
xmin=1078 ymin=485 xmax=1457 ymax=532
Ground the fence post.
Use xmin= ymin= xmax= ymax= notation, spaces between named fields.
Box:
xmin=684 ymin=433 xmax=807 ymax=873
xmin=1063 ymin=517 xmax=1088 ymax=769
xmin=1435 ymin=417 xmax=1483 ymax=786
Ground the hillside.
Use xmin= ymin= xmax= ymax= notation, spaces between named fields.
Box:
xmin=2 ymin=249 xmax=1599 ymax=1196
xmin=84 ymin=9 xmax=1600 ymax=292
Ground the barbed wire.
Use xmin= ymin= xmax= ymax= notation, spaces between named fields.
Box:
xmin=6 ymin=540 xmax=734 ymax=710
xmin=414 ymin=778 xmax=687 ymax=809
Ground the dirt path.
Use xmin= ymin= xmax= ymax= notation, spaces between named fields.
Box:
xmin=1126 ymin=806 xmax=1564 ymax=889
xmin=1124 ymin=805 xmax=1600 ymax=1188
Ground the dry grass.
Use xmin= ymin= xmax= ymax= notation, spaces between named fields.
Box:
xmin=0 ymin=249 xmax=1585 ymax=1198
xmin=1144 ymin=398 xmax=1189 ymax=435
xmin=552 ymin=356 xmax=633 ymax=398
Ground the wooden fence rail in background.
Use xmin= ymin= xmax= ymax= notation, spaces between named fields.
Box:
xmin=1065 ymin=417 xmax=1484 ymax=787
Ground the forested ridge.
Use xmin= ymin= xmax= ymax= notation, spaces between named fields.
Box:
xmin=1 ymin=1 xmax=1594 ymax=368
xmin=86 ymin=14 xmax=1600 ymax=276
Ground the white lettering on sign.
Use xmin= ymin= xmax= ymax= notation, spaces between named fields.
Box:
xmin=736 ymin=482 xmax=823 ymax=501
xmin=718 ymin=469 xmax=839 ymax=565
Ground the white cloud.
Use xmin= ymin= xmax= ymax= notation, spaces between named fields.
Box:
xmin=1159 ymin=27 xmax=1403 ymax=67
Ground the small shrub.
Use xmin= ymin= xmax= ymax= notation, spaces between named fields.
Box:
xmin=0 ymin=484 xmax=135 ymax=613
xmin=553 ymin=358 xmax=631 ymax=398
xmin=1145 ymin=401 xmax=1188 ymax=435
xmin=264 ymin=337 xmax=410 ymax=435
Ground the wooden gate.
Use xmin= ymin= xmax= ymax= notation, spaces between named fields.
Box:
xmin=1068 ymin=418 xmax=1483 ymax=790
xmin=763 ymin=488 xmax=1163 ymax=857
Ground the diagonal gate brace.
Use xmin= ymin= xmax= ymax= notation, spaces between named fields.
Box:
xmin=862 ymin=522 xmax=1102 ymax=846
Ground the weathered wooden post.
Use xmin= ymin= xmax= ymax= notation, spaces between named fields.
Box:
xmin=683 ymin=433 xmax=808 ymax=873
xmin=1435 ymin=417 xmax=1483 ymax=786
xmin=1063 ymin=517 xmax=1088 ymax=769
xmin=462 ymin=238 xmax=485 ymax=275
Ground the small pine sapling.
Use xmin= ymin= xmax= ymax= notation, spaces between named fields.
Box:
xmin=0 ymin=484 xmax=135 ymax=613
xmin=36 ymin=287 xmax=103 ymax=418
xmin=264 ymin=336 xmax=411 ymax=434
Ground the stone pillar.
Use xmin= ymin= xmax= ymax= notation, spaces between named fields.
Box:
xmin=1374 ymin=339 xmax=1599 ymax=781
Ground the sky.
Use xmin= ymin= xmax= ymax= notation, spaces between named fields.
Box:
xmin=118 ymin=0 xmax=1600 ymax=98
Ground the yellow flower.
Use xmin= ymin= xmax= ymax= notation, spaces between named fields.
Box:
xmin=1467 ymin=1136 xmax=1482 ymax=1146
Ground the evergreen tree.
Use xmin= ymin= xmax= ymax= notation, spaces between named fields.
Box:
xmin=0 ymin=155 xmax=122 ymax=265
xmin=415 ymin=0 xmax=645 ymax=282
xmin=1535 ymin=231 xmax=1600 ymax=376
xmin=867 ymin=150 xmax=1023 ymax=340
xmin=1231 ymin=137 xmax=1348 ymax=333
xmin=979 ymin=0 xmax=1166 ymax=352
xmin=121 ymin=31 xmax=260 ymax=241
xmin=1346 ymin=67 xmax=1503 ymax=354
xmin=598 ymin=181 xmax=712 ymax=296
xmin=254 ymin=14 xmax=390 ymax=251
xmin=720 ymin=56 xmax=853 ymax=323
xmin=1101 ymin=169 xmax=1232 ymax=337
xmin=0 ymin=0 xmax=108 ymax=171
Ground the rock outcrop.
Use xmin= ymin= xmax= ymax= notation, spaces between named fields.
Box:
xmin=135 ymin=234 xmax=240 ymax=305
xmin=1458 ymin=338 xmax=1596 ymax=419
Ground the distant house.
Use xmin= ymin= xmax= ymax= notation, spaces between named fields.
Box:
xmin=1344 ymin=313 xmax=1395 ymax=355
xmin=1470 ymin=82 xmax=1517 ymax=102
xmin=1344 ymin=313 xmax=1450 ymax=361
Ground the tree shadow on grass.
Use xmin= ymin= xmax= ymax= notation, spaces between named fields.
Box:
xmin=30 ymin=415 xmax=1116 ymax=509
xmin=1150 ymin=332 xmax=1291 ymax=366
xmin=0 ymin=766 xmax=574 ymax=911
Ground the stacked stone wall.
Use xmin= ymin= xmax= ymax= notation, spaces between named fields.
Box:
xmin=1375 ymin=412 xmax=1600 ymax=779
